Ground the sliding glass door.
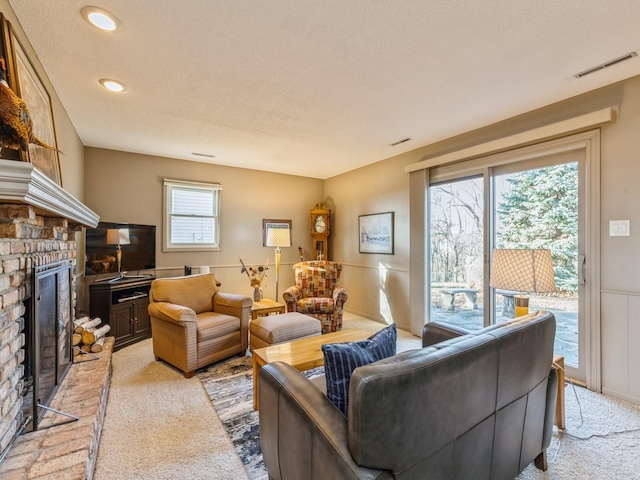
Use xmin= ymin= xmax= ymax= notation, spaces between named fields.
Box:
xmin=428 ymin=147 xmax=586 ymax=382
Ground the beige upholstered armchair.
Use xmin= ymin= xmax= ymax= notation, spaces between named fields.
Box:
xmin=283 ymin=261 xmax=348 ymax=334
xmin=148 ymin=273 xmax=252 ymax=378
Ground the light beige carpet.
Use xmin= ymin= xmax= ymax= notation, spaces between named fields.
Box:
xmin=94 ymin=313 xmax=640 ymax=479
xmin=93 ymin=336 xmax=248 ymax=480
xmin=94 ymin=314 xmax=418 ymax=480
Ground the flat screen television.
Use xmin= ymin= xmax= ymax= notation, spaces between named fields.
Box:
xmin=85 ymin=221 xmax=156 ymax=275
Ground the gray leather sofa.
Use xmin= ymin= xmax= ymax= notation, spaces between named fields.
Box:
xmin=259 ymin=310 xmax=558 ymax=480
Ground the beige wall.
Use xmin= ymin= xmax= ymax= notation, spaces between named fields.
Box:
xmin=596 ymin=76 xmax=640 ymax=404
xmin=83 ymin=148 xmax=324 ymax=304
xmin=325 ymin=152 xmax=414 ymax=330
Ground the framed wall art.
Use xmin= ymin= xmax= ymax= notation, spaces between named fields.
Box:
xmin=262 ymin=219 xmax=292 ymax=247
xmin=9 ymin=23 xmax=62 ymax=185
xmin=359 ymin=212 xmax=394 ymax=254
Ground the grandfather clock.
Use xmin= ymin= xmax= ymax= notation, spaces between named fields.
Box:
xmin=310 ymin=203 xmax=331 ymax=261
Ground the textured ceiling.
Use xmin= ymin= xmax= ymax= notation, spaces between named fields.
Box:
xmin=8 ymin=0 xmax=640 ymax=179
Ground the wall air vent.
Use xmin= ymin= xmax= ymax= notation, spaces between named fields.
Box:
xmin=191 ymin=152 xmax=216 ymax=158
xmin=574 ymin=51 xmax=637 ymax=78
xmin=390 ymin=138 xmax=411 ymax=146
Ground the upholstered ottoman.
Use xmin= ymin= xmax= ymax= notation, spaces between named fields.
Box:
xmin=250 ymin=312 xmax=321 ymax=351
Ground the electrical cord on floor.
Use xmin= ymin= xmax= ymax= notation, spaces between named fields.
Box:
xmin=550 ymin=425 xmax=640 ymax=464
xmin=562 ymin=426 xmax=640 ymax=441
xmin=511 ymin=360 xmax=640 ymax=466
xmin=550 ymin=432 xmax=563 ymax=463
xmin=568 ymin=376 xmax=584 ymax=428
xmin=548 ymin=368 xmax=640 ymax=463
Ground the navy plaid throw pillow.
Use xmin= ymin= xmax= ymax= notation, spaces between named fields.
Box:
xmin=321 ymin=323 xmax=397 ymax=416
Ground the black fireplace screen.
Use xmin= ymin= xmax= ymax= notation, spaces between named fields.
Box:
xmin=23 ymin=260 xmax=73 ymax=431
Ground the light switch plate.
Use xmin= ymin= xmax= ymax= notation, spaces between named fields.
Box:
xmin=609 ymin=220 xmax=630 ymax=236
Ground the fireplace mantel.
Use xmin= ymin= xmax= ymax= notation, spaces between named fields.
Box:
xmin=0 ymin=159 xmax=98 ymax=227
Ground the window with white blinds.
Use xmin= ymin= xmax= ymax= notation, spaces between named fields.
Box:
xmin=163 ymin=179 xmax=222 ymax=251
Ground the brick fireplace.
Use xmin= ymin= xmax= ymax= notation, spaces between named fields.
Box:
xmin=0 ymin=206 xmax=78 ymax=440
xmin=0 ymin=159 xmax=100 ymax=476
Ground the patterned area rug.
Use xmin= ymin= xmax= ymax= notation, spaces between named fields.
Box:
xmin=197 ymin=355 xmax=323 ymax=480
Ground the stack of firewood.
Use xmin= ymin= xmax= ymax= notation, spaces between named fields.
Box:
xmin=72 ymin=316 xmax=111 ymax=355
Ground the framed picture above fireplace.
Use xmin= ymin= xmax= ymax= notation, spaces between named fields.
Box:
xmin=10 ymin=28 xmax=62 ymax=185
xmin=0 ymin=14 xmax=62 ymax=185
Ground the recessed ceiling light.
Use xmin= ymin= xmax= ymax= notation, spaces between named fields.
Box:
xmin=81 ymin=6 xmax=121 ymax=32
xmin=99 ymin=78 xmax=125 ymax=92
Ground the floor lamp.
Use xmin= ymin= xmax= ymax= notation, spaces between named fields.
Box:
xmin=265 ymin=225 xmax=291 ymax=301
xmin=489 ymin=248 xmax=556 ymax=317
xmin=107 ymin=228 xmax=130 ymax=274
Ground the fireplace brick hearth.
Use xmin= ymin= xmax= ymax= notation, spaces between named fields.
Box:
xmin=0 ymin=337 xmax=113 ymax=479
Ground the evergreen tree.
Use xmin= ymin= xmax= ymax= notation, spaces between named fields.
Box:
xmin=496 ymin=163 xmax=578 ymax=292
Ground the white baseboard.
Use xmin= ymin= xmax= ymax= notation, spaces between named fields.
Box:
xmin=602 ymin=387 xmax=640 ymax=406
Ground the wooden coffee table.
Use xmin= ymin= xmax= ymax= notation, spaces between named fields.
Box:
xmin=252 ymin=328 xmax=370 ymax=410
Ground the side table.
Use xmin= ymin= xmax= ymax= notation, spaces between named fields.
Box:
xmin=251 ymin=299 xmax=286 ymax=320
xmin=553 ymin=355 xmax=565 ymax=430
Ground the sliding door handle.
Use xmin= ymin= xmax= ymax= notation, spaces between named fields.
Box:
xmin=578 ymin=255 xmax=586 ymax=285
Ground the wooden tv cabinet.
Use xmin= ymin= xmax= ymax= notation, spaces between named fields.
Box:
xmin=89 ymin=276 xmax=154 ymax=351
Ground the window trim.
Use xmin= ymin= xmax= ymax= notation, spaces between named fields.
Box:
xmin=163 ymin=178 xmax=222 ymax=252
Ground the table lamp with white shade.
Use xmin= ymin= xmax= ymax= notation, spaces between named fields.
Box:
xmin=489 ymin=248 xmax=556 ymax=317
xmin=107 ymin=228 xmax=130 ymax=273
xmin=265 ymin=224 xmax=291 ymax=301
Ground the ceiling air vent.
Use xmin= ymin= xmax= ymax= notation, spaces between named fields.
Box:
xmin=574 ymin=51 xmax=637 ymax=78
xmin=191 ymin=152 xmax=216 ymax=158
xmin=390 ymin=137 xmax=411 ymax=146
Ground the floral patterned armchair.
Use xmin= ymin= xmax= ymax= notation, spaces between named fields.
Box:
xmin=282 ymin=261 xmax=348 ymax=333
